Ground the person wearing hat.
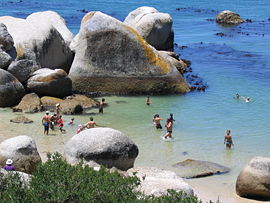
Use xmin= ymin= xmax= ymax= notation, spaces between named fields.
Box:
xmin=42 ymin=111 xmax=51 ymax=135
xmin=55 ymin=103 xmax=61 ymax=117
xmin=3 ymin=159 xmax=15 ymax=171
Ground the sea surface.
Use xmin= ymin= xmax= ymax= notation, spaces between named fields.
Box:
xmin=1 ymin=0 xmax=270 ymax=202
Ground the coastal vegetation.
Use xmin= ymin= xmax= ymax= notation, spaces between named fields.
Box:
xmin=0 ymin=153 xmax=202 ymax=202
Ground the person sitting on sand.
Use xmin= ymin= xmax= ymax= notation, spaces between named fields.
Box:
xmin=164 ymin=118 xmax=173 ymax=139
xmin=224 ymin=130 xmax=234 ymax=149
xmin=77 ymin=124 xmax=85 ymax=134
xmin=146 ymin=96 xmax=151 ymax=105
xmin=85 ymin=117 xmax=98 ymax=129
xmin=42 ymin=111 xmax=51 ymax=135
xmin=153 ymin=114 xmax=163 ymax=129
xmin=99 ymin=98 xmax=105 ymax=114
xmin=3 ymin=159 xmax=15 ymax=171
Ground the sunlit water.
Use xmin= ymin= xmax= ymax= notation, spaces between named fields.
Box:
xmin=1 ymin=0 xmax=270 ymax=202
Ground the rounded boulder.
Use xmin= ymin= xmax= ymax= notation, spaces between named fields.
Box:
xmin=236 ymin=156 xmax=270 ymax=199
xmin=0 ymin=69 xmax=25 ymax=107
xmin=0 ymin=136 xmax=42 ymax=174
xmin=64 ymin=128 xmax=139 ymax=171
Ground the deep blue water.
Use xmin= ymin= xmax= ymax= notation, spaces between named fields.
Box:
xmin=1 ymin=0 xmax=270 ymax=201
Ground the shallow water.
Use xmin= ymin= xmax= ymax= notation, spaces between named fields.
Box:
xmin=1 ymin=0 xmax=270 ymax=202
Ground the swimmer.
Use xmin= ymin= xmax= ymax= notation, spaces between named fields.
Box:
xmin=153 ymin=114 xmax=163 ymax=129
xmin=146 ymin=96 xmax=151 ymax=106
xmin=224 ymin=129 xmax=234 ymax=149
xmin=164 ymin=118 xmax=173 ymax=139
xmin=68 ymin=118 xmax=74 ymax=125
xmin=245 ymin=97 xmax=251 ymax=102
xmin=234 ymin=93 xmax=240 ymax=99
xmin=85 ymin=117 xmax=98 ymax=128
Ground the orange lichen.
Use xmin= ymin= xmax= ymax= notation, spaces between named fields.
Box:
xmin=125 ymin=25 xmax=170 ymax=74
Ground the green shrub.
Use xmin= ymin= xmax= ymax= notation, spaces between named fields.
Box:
xmin=0 ymin=153 xmax=202 ymax=203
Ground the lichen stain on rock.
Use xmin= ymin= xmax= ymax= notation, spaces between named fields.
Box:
xmin=82 ymin=12 xmax=96 ymax=24
xmin=125 ymin=25 xmax=170 ymax=74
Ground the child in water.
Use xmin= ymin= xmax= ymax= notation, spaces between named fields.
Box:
xmin=153 ymin=114 xmax=163 ymax=129
xmin=68 ymin=118 xmax=74 ymax=125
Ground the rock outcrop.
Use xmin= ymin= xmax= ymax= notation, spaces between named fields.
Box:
xmin=26 ymin=68 xmax=72 ymax=98
xmin=64 ymin=128 xmax=139 ymax=170
xmin=127 ymin=167 xmax=194 ymax=196
xmin=0 ymin=168 xmax=31 ymax=187
xmin=0 ymin=12 xmax=74 ymax=73
xmin=173 ymin=159 xmax=230 ymax=178
xmin=236 ymin=157 xmax=270 ymax=199
xmin=7 ymin=59 xmax=40 ymax=83
xmin=13 ymin=93 xmax=41 ymax=113
xmin=69 ymin=11 xmax=189 ymax=95
xmin=0 ymin=69 xmax=25 ymax=107
xmin=124 ymin=6 xmax=174 ymax=51
xmin=216 ymin=10 xmax=245 ymax=25
xmin=0 ymin=136 xmax=42 ymax=173
xmin=158 ymin=51 xmax=187 ymax=74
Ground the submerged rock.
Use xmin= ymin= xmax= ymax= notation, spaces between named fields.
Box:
xmin=127 ymin=167 xmax=194 ymax=196
xmin=64 ymin=128 xmax=139 ymax=170
xmin=0 ymin=69 xmax=25 ymax=107
xmin=13 ymin=93 xmax=41 ymax=113
xmin=124 ymin=6 xmax=174 ymax=51
xmin=27 ymin=68 xmax=72 ymax=98
xmin=69 ymin=11 xmax=189 ymax=95
xmin=236 ymin=156 xmax=270 ymax=199
xmin=216 ymin=10 xmax=245 ymax=25
xmin=10 ymin=115 xmax=33 ymax=123
xmin=0 ymin=136 xmax=42 ymax=174
xmin=173 ymin=159 xmax=230 ymax=178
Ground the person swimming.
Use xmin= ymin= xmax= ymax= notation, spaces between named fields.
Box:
xmin=245 ymin=97 xmax=251 ymax=102
xmin=234 ymin=93 xmax=240 ymax=99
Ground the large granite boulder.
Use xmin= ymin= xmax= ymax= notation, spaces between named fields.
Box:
xmin=158 ymin=51 xmax=187 ymax=74
xmin=0 ymin=14 xmax=73 ymax=73
xmin=173 ymin=159 xmax=230 ymax=178
xmin=13 ymin=93 xmax=41 ymax=113
xmin=27 ymin=68 xmax=72 ymax=98
xmin=0 ymin=48 xmax=12 ymax=69
xmin=236 ymin=157 xmax=270 ymax=199
xmin=216 ymin=10 xmax=245 ymax=25
xmin=69 ymin=11 xmax=189 ymax=95
xmin=7 ymin=59 xmax=40 ymax=83
xmin=127 ymin=167 xmax=194 ymax=196
xmin=0 ymin=136 xmax=42 ymax=174
xmin=26 ymin=11 xmax=74 ymax=45
xmin=64 ymin=128 xmax=139 ymax=170
xmin=0 ymin=23 xmax=14 ymax=51
xmin=0 ymin=69 xmax=25 ymax=107
xmin=124 ymin=7 xmax=174 ymax=51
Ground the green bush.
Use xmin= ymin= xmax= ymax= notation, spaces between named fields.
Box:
xmin=0 ymin=153 xmax=202 ymax=203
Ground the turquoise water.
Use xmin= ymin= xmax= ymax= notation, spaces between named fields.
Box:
xmin=1 ymin=0 xmax=270 ymax=202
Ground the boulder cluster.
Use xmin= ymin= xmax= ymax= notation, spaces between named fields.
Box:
xmin=0 ymin=128 xmax=194 ymax=197
xmin=0 ymin=7 xmax=191 ymax=108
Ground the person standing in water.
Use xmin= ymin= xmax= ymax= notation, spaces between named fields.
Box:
xmin=85 ymin=117 xmax=98 ymax=129
xmin=164 ymin=118 xmax=173 ymax=139
xmin=153 ymin=114 xmax=163 ymax=129
xmin=99 ymin=98 xmax=105 ymax=114
xmin=146 ymin=96 xmax=151 ymax=106
xmin=42 ymin=111 xmax=51 ymax=135
xmin=224 ymin=129 xmax=234 ymax=149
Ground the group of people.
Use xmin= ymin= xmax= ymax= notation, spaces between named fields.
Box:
xmin=148 ymin=96 xmax=234 ymax=148
xmin=234 ymin=93 xmax=251 ymax=103
xmin=76 ymin=117 xmax=99 ymax=134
